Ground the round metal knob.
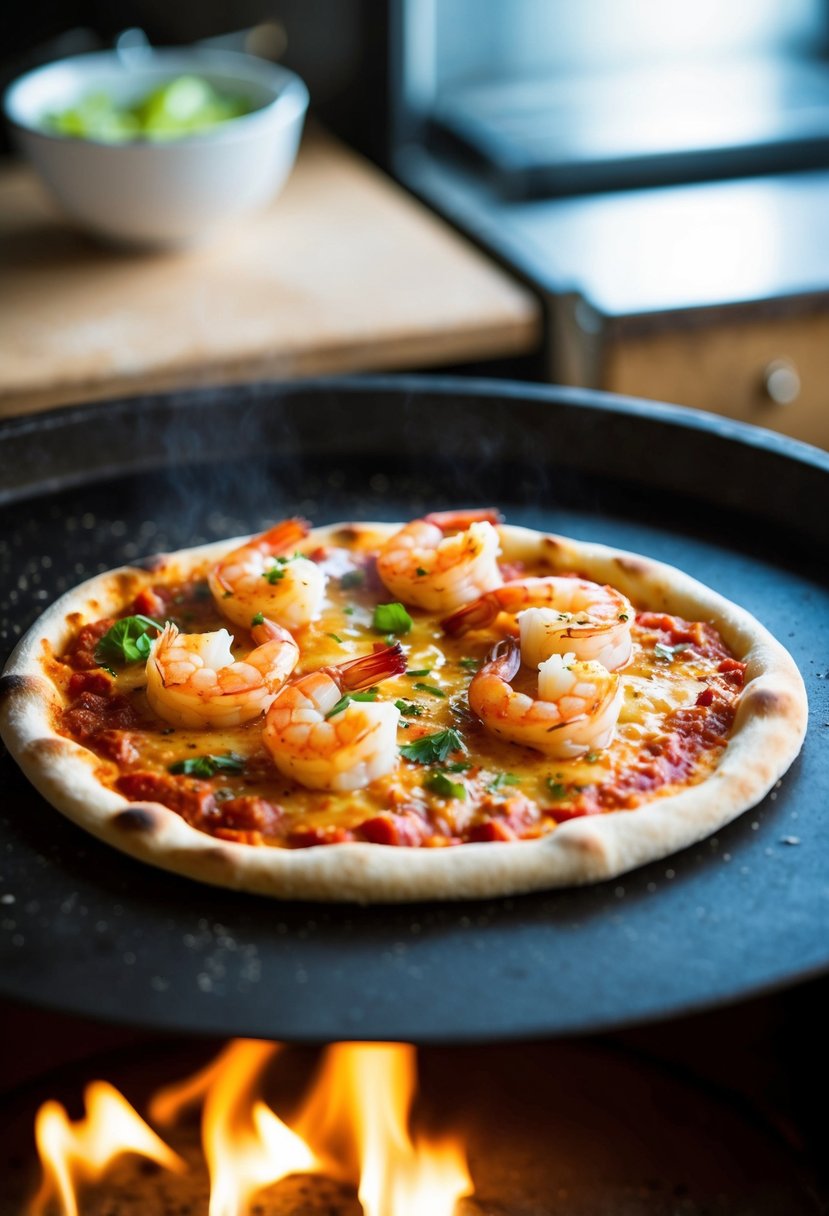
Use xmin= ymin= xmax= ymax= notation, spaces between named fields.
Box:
xmin=762 ymin=358 xmax=800 ymax=406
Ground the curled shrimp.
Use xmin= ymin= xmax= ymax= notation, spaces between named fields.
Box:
xmin=208 ymin=518 xmax=325 ymax=633
xmin=146 ymin=619 xmax=300 ymax=730
xmin=263 ymin=644 xmax=408 ymax=791
xmin=468 ymin=637 xmax=622 ymax=759
xmin=375 ymin=508 xmax=503 ymax=612
xmin=443 ymin=576 xmax=633 ymax=671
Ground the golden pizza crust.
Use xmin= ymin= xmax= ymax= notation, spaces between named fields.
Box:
xmin=0 ymin=524 xmax=808 ymax=903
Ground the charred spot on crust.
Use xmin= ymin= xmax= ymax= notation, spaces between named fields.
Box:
xmin=745 ymin=687 xmax=787 ymax=717
xmin=0 ymin=673 xmax=38 ymax=703
xmin=25 ymin=736 xmax=76 ymax=761
xmin=542 ymin=536 xmax=565 ymax=551
xmin=614 ymin=556 xmax=650 ymax=576
xmin=113 ymin=805 xmax=160 ymax=833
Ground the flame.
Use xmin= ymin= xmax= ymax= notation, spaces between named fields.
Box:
xmin=152 ymin=1039 xmax=318 ymax=1216
xmin=295 ymin=1043 xmax=473 ymax=1216
xmin=29 ymin=1080 xmax=184 ymax=1216
xmin=31 ymin=1040 xmax=472 ymax=1216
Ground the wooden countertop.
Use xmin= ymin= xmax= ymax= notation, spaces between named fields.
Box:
xmin=0 ymin=131 xmax=540 ymax=416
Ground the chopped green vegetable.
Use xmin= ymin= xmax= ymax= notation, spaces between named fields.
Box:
xmin=325 ymin=689 xmax=379 ymax=719
xmin=372 ymin=602 xmax=413 ymax=635
xmin=340 ymin=570 xmax=365 ymax=590
xmin=263 ymin=567 xmax=286 ymax=584
xmin=546 ymin=779 xmax=569 ymax=800
xmin=654 ymin=641 xmax=689 ymax=661
xmin=489 ymin=772 xmax=521 ymax=792
xmin=415 ymin=567 xmax=428 ymax=577
xmin=414 ymin=682 xmax=445 ymax=698
xmin=94 ymin=615 xmax=163 ymax=666
xmin=251 ymin=612 xmax=265 ymax=627
xmin=400 ymin=728 xmax=466 ymax=765
xmin=394 ymin=699 xmax=424 ymax=717
xmin=425 ymin=771 xmax=466 ymax=800
xmin=169 ymin=752 xmax=245 ymax=778
xmin=459 ymin=657 xmax=480 ymax=671
xmin=584 ymin=751 xmax=601 ymax=764
xmin=406 ymin=668 xmax=432 ymax=677
xmin=327 ymin=633 xmax=343 ymax=644
xmin=46 ymin=75 xmax=255 ymax=144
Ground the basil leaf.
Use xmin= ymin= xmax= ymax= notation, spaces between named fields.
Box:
xmin=94 ymin=615 xmax=164 ymax=666
xmin=400 ymin=728 xmax=466 ymax=765
xmin=169 ymin=752 xmax=245 ymax=778
xmin=425 ymin=771 xmax=466 ymax=800
xmin=372 ymin=602 xmax=413 ymax=635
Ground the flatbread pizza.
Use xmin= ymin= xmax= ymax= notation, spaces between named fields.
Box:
xmin=0 ymin=512 xmax=807 ymax=902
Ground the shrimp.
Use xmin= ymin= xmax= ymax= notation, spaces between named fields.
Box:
xmin=375 ymin=508 xmax=503 ymax=612
xmin=443 ymin=576 xmax=633 ymax=671
xmin=263 ymin=644 xmax=407 ymax=791
xmin=146 ymin=618 xmax=299 ymax=730
xmin=468 ymin=637 xmax=622 ymax=759
xmin=208 ymin=518 xmax=325 ymax=632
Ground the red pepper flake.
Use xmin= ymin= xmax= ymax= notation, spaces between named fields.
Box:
xmin=356 ymin=812 xmax=431 ymax=847
xmin=696 ymin=686 xmax=715 ymax=707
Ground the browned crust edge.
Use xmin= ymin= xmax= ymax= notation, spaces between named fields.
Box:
xmin=0 ymin=525 xmax=808 ymax=903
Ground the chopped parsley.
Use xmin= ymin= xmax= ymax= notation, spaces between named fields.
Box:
xmin=414 ymin=682 xmax=445 ymax=698
xmin=406 ymin=668 xmax=432 ymax=677
xmin=488 ymin=772 xmax=521 ymax=792
xmin=545 ymin=779 xmax=569 ymax=800
xmin=325 ymin=689 xmax=379 ymax=719
xmin=395 ymin=699 xmax=424 ymax=717
xmin=262 ymin=554 xmax=300 ymax=584
xmin=251 ymin=612 xmax=265 ymax=626
xmin=654 ymin=641 xmax=690 ymax=662
xmin=400 ymin=727 xmax=466 ymax=765
xmin=425 ymin=771 xmax=466 ymax=800
xmin=169 ymin=752 xmax=245 ymax=778
xmin=372 ymin=602 xmax=413 ymax=635
xmin=94 ymin=615 xmax=164 ymax=666
xmin=584 ymin=751 xmax=601 ymax=764
xmin=326 ymin=632 xmax=344 ymax=644
xmin=459 ymin=657 xmax=480 ymax=671
xmin=340 ymin=569 xmax=365 ymax=590
xmin=415 ymin=566 xmax=428 ymax=577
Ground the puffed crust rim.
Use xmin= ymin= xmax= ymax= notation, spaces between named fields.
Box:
xmin=0 ymin=524 xmax=808 ymax=904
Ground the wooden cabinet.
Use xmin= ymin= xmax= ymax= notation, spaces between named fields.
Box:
xmin=555 ymin=294 xmax=829 ymax=448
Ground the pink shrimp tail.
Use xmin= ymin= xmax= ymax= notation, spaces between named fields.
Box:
xmin=441 ymin=591 xmax=502 ymax=636
xmin=252 ymin=517 xmax=311 ymax=555
xmin=327 ymin=643 xmax=407 ymax=693
xmin=483 ymin=636 xmax=522 ymax=682
xmin=423 ymin=507 xmax=503 ymax=533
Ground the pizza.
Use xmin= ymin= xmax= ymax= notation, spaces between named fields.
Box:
xmin=0 ymin=512 xmax=808 ymax=903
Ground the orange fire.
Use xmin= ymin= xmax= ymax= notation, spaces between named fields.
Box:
xmin=30 ymin=1080 xmax=185 ymax=1216
xmin=30 ymin=1040 xmax=473 ymax=1216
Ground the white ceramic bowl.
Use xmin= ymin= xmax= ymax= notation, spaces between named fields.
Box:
xmin=3 ymin=48 xmax=309 ymax=247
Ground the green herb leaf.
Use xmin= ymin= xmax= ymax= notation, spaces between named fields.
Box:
xmin=400 ymin=728 xmax=466 ymax=765
xmin=425 ymin=771 xmax=466 ymax=800
xmin=406 ymin=668 xmax=432 ymax=677
xmin=546 ymin=779 xmax=569 ymax=800
xmin=372 ymin=602 xmax=413 ymax=635
xmin=459 ymin=657 xmax=480 ymax=671
xmin=94 ymin=615 xmax=164 ymax=666
xmin=654 ymin=641 xmax=689 ymax=662
xmin=326 ymin=632 xmax=343 ymax=644
xmin=414 ymin=682 xmax=445 ymax=698
xmin=251 ymin=612 xmax=265 ymax=627
xmin=325 ymin=689 xmax=379 ymax=719
xmin=415 ymin=566 xmax=428 ymax=577
xmin=169 ymin=752 xmax=245 ymax=778
xmin=488 ymin=772 xmax=521 ymax=792
xmin=262 ymin=566 xmax=286 ymax=583
xmin=395 ymin=699 xmax=424 ymax=717
xmin=584 ymin=751 xmax=601 ymax=764
xmin=340 ymin=570 xmax=365 ymax=590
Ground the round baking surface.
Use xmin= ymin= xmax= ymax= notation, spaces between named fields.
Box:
xmin=0 ymin=377 xmax=827 ymax=1042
